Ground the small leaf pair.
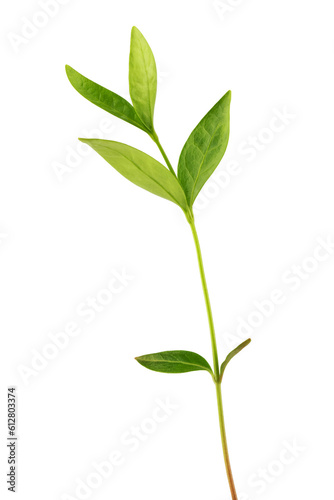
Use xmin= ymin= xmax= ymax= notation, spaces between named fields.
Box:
xmin=66 ymin=27 xmax=155 ymax=133
xmin=66 ymin=27 xmax=231 ymax=217
xmin=135 ymin=339 xmax=251 ymax=383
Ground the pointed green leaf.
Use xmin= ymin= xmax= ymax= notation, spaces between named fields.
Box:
xmin=129 ymin=27 xmax=157 ymax=132
xmin=178 ymin=90 xmax=231 ymax=206
xmin=65 ymin=65 xmax=147 ymax=132
xmin=135 ymin=350 xmax=213 ymax=375
xmin=79 ymin=139 xmax=188 ymax=211
xmin=219 ymin=339 xmax=251 ymax=382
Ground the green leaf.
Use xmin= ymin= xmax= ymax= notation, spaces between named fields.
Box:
xmin=129 ymin=27 xmax=157 ymax=132
xmin=178 ymin=90 xmax=231 ymax=206
xmin=135 ymin=350 xmax=213 ymax=375
xmin=78 ymin=139 xmax=188 ymax=211
xmin=219 ymin=339 xmax=251 ymax=382
xmin=65 ymin=65 xmax=147 ymax=132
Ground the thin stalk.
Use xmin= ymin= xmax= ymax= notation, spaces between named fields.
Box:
xmin=151 ymin=130 xmax=177 ymax=177
xmin=189 ymin=218 xmax=238 ymax=500
xmin=147 ymin=135 xmax=238 ymax=499
xmin=215 ymin=382 xmax=238 ymax=500
xmin=189 ymin=219 xmax=219 ymax=377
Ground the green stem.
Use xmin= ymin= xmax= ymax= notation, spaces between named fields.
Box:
xmin=151 ymin=130 xmax=177 ymax=177
xmin=189 ymin=219 xmax=219 ymax=377
xmin=215 ymin=382 xmax=238 ymax=500
xmin=145 ymin=134 xmax=238 ymax=499
xmin=189 ymin=218 xmax=238 ymax=500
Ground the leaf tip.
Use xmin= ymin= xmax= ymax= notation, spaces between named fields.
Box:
xmin=131 ymin=26 xmax=147 ymax=46
xmin=134 ymin=356 xmax=144 ymax=366
xmin=131 ymin=26 xmax=141 ymax=36
xmin=65 ymin=64 xmax=73 ymax=77
xmin=65 ymin=65 xmax=78 ymax=87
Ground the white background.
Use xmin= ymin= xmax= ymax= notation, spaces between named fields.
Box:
xmin=1 ymin=1 xmax=334 ymax=499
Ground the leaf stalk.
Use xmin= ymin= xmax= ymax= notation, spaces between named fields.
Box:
xmin=151 ymin=130 xmax=177 ymax=177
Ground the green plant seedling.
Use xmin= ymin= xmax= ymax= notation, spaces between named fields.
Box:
xmin=66 ymin=26 xmax=252 ymax=500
